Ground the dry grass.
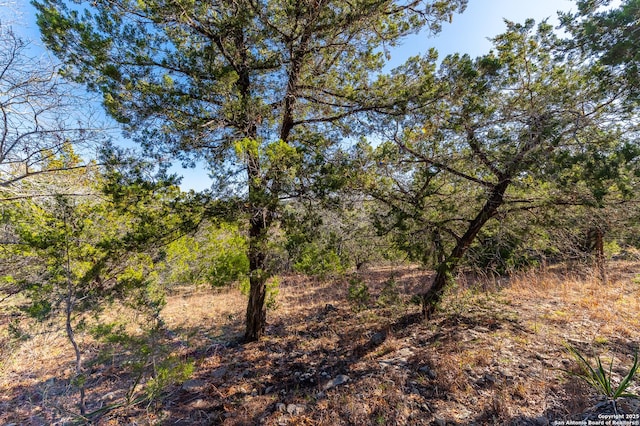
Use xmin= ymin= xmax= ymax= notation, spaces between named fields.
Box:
xmin=1 ymin=262 xmax=639 ymax=425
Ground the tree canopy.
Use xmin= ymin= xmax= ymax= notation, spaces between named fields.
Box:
xmin=3 ymin=0 xmax=640 ymax=420
xmin=17 ymin=0 xmax=638 ymax=339
xmin=33 ymin=0 xmax=467 ymax=341
xmin=0 ymin=21 xmax=102 ymax=200
xmin=359 ymin=17 xmax=640 ymax=314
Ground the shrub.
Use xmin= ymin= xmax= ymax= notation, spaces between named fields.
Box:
xmin=293 ymin=242 xmax=345 ymax=278
xmin=160 ymin=221 xmax=249 ymax=289
xmin=347 ymin=275 xmax=370 ymax=311
xmin=377 ymin=277 xmax=401 ymax=307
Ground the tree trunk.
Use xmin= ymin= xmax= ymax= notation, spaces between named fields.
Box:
xmin=63 ymin=209 xmax=85 ymax=415
xmin=594 ymin=228 xmax=607 ymax=284
xmin=422 ymin=180 xmax=510 ymax=318
xmin=245 ymin=272 xmax=267 ymax=342
xmin=244 ymin=204 xmax=268 ymax=342
xmin=233 ymin=32 xmax=272 ymax=342
xmin=244 ymin=151 xmax=270 ymax=342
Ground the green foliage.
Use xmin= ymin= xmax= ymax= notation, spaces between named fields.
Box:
xmin=90 ymin=322 xmax=127 ymax=343
xmin=7 ymin=320 xmax=30 ymax=341
xmin=356 ymin=15 xmax=640 ymax=314
xmin=265 ymin=276 xmax=280 ymax=311
xmin=21 ymin=296 xmax=52 ymax=321
xmin=561 ymin=344 xmax=639 ymax=402
xmin=160 ymin=221 xmax=249 ymax=289
xmin=34 ymin=0 xmax=467 ymax=341
xmin=561 ymin=0 xmax=640 ymax=101
xmin=604 ymin=240 xmax=622 ymax=259
xmin=293 ymin=242 xmax=346 ymax=279
xmin=464 ymin=219 xmax=550 ymax=275
xmin=347 ymin=274 xmax=370 ymax=311
xmin=377 ymin=277 xmax=401 ymax=307
xmin=0 ymin=146 xmax=210 ymax=414
xmin=7 ymin=189 xmax=167 ymax=322
xmin=89 ymin=316 xmax=195 ymax=407
xmin=145 ymin=357 xmax=194 ymax=403
xmin=283 ymin=198 xmax=405 ymax=278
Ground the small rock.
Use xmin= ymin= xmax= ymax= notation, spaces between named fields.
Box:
xmin=370 ymin=331 xmax=387 ymax=346
xmin=475 ymin=373 xmax=497 ymax=388
xmin=380 ymin=348 xmax=414 ymax=368
xmin=28 ymin=416 xmax=47 ymax=426
xmin=286 ymin=404 xmax=306 ymax=415
xmin=323 ymin=374 xmax=350 ymax=390
xmin=100 ymin=391 xmax=120 ymax=401
xmin=419 ymin=403 xmax=431 ymax=412
xmin=265 ymin=386 xmax=274 ymax=394
xmin=484 ymin=373 xmax=497 ymax=383
xmin=434 ymin=416 xmax=446 ymax=426
xmin=397 ymin=348 xmax=414 ymax=358
xmin=533 ymin=415 xmax=549 ymax=426
xmin=418 ymin=365 xmax=437 ymax=379
xmin=182 ymin=379 xmax=207 ymax=393
xmin=212 ymin=366 xmax=228 ymax=379
xmin=324 ymin=303 xmax=338 ymax=312
xmin=191 ymin=399 xmax=208 ymax=409
xmin=498 ymin=369 xmax=514 ymax=382
xmin=276 ymin=403 xmax=286 ymax=412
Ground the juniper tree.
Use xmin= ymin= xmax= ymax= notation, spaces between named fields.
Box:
xmin=362 ymin=19 xmax=639 ymax=316
xmin=33 ymin=0 xmax=467 ymax=340
xmin=2 ymin=146 xmax=206 ymax=415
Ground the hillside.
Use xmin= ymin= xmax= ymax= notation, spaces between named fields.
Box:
xmin=1 ymin=262 xmax=639 ymax=425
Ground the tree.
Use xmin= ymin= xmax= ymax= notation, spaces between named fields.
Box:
xmin=362 ymin=19 xmax=638 ymax=317
xmin=283 ymin=196 xmax=403 ymax=277
xmin=2 ymin=146 xmax=204 ymax=415
xmin=549 ymin=0 xmax=640 ymax=282
xmin=33 ymin=0 xmax=467 ymax=341
xmin=157 ymin=220 xmax=249 ymax=289
xmin=0 ymin=20 xmax=102 ymax=200
xmin=560 ymin=0 xmax=640 ymax=100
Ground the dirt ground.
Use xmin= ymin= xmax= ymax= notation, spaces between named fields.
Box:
xmin=1 ymin=262 xmax=639 ymax=425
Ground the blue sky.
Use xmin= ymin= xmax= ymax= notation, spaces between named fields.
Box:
xmin=390 ymin=0 xmax=576 ymax=66
xmin=2 ymin=0 xmax=599 ymax=191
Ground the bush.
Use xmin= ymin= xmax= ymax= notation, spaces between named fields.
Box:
xmin=160 ymin=221 xmax=249 ymax=289
xmin=347 ymin=274 xmax=370 ymax=311
xmin=466 ymin=233 xmax=544 ymax=275
xmin=293 ymin=242 xmax=345 ymax=278
xmin=145 ymin=357 xmax=194 ymax=403
xmin=377 ymin=277 xmax=401 ymax=307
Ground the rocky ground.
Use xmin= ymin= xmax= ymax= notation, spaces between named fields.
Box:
xmin=1 ymin=263 xmax=639 ymax=425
